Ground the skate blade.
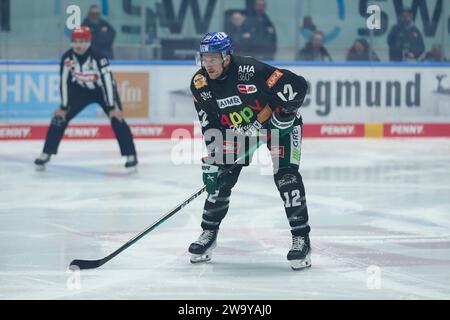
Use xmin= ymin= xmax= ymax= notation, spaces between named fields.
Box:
xmin=190 ymin=253 xmax=212 ymax=264
xmin=290 ymin=254 xmax=312 ymax=271
xmin=35 ymin=164 xmax=46 ymax=172
xmin=189 ymin=241 xmax=216 ymax=264
xmin=126 ymin=166 xmax=138 ymax=174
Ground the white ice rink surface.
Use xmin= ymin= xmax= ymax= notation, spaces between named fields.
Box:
xmin=0 ymin=138 xmax=450 ymax=300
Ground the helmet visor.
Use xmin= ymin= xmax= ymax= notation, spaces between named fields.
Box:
xmin=195 ymin=52 xmax=224 ymax=67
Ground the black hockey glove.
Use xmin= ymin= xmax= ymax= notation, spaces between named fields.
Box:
xmin=279 ymin=97 xmax=304 ymax=115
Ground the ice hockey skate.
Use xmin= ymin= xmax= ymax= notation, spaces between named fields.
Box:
xmin=188 ymin=229 xmax=218 ymax=263
xmin=34 ymin=153 xmax=51 ymax=171
xmin=125 ymin=154 xmax=138 ymax=172
xmin=287 ymin=235 xmax=311 ymax=270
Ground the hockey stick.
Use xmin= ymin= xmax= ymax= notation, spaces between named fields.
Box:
xmin=70 ymin=184 xmax=208 ymax=270
xmin=69 ymin=108 xmax=274 ymax=270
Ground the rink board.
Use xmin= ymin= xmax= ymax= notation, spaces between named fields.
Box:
xmin=1 ymin=123 xmax=450 ymax=140
xmin=1 ymin=61 xmax=449 ymax=139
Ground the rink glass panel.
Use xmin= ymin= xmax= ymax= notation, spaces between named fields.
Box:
xmin=0 ymin=0 xmax=448 ymax=61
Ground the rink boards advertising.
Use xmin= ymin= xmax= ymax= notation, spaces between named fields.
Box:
xmin=0 ymin=61 xmax=449 ymax=139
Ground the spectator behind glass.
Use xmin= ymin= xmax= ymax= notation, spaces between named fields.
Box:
xmin=421 ymin=45 xmax=448 ymax=62
xmin=302 ymin=16 xmax=317 ymax=33
xmin=298 ymin=32 xmax=332 ymax=61
xmin=225 ymin=11 xmax=250 ymax=55
xmin=241 ymin=0 xmax=277 ymax=60
xmin=387 ymin=7 xmax=425 ymax=61
xmin=82 ymin=5 xmax=116 ymax=59
xmin=346 ymin=38 xmax=380 ymax=62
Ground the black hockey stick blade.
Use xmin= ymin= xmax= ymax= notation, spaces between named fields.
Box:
xmin=69 ymin=258 xmax=106 ymax=270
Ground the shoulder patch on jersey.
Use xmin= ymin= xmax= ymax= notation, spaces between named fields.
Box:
xmin=100 ymin=58 xmax=108 ymax=67
xmin=193 ymin=74 xmax=207 ymax=90
xmin=266 ymin=69 xmax=284 ymax=88
xmin=64 ymin=58 xmax=73 ymax=67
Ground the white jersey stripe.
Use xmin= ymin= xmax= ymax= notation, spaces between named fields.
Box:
xmin=61 ymin=58 xmax=70 ymax=107
xmin=102 ymin=70 xmax=114 ymax=107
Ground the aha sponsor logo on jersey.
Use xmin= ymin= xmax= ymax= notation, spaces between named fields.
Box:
xmin=238 ymin=65 xmax=255 ymax=81
xmin=266 ymin=69 xmax=284 ymax=88
xmin=237 ymin=84 xmax=257 ymax=94
xmin=193 ymin=74 xmax=207 ymax=89
xmin=238 ymin=65 xmax=255 ymax=73
xmin=216 ymin=95 xmax=242 ymax=109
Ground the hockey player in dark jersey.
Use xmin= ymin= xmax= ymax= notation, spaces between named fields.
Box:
xmin=188 ymin=32 xmax=311 ymax=270
xmin=34 ymin=27 xmax=138 ymax=170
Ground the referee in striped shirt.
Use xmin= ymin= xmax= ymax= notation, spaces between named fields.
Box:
xmin=34 ymin=27 xmax=138 ymax=170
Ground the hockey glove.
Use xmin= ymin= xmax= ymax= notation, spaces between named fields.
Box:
xmin=269 ymin=109 xmax=295 ymax=136
xmin=279 ymin=97 xmax=303 ymax=114
xmin=202 ymin=158 xmax=222 ymax=194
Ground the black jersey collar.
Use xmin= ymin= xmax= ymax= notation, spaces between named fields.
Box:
xmin=72 ymin=47 xmax=92 ymax=64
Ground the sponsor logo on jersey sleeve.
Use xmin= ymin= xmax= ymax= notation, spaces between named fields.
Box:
xmin=266 ymin=69 xmax=284 ymax=88
xmin=193 ymin=74 xmax=208 ymax=89
xmin=290 ymin=126 xmax=301 ymax=164
xmin=200 ymin=91 xmax=212 ymax=100
xmin=237 ymin=84 xmax=258 ymax=94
